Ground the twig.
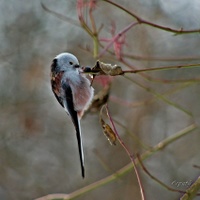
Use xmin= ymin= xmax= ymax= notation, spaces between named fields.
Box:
xmin=98 ymin=22 xmax=138 ymax=58
xmin=41 ymin=3 xmax=79 ymax=27
xmin=105 ymin=104 xmax=145 ymax=200
xmin=35 ymin=124 xmax=197 ymax=200
xmin=193 ymin=165 xmax=200 ymax=170
xmin=76 ymin=0 xmax=99 ymax=57
xmin=122 ymin=63 xmax=200 ymax=74
xmin=76 ymin=0 xmax=95 ymax=38
xmin=121 ymin=53 xmax=200 ymax=62
xmin=84 ymin=60 xmax=200 ymax=76
xmin=180 ymin=176 xmax=200 ymax=200
xmin=125 ymin=75 xmax=193 ymax=117
xmin=79 ymin=42 xmax=200 ymax=63
xmin=103 ymin=0 xmax=200 ymax=35
xmin=113 ymin=118 xmax=151 ymax=150
xmin=137 ymin=154 xmax=187 ymax=194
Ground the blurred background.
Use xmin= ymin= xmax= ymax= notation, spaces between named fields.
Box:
xmin=0 ymin=0 xmax=200 ymax=199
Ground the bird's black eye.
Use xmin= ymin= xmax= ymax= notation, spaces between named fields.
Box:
xmin=69 ymin=61 xmax=73 ymax=65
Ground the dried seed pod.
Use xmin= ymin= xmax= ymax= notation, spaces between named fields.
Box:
xmin=100 ymin=118 xmax=117 ymax=145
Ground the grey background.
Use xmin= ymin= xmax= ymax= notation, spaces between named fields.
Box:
xmin=0 ymin=0 xmax=200 ymax=199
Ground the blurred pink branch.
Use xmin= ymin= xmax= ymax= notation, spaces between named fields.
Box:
xmin=98 ymin=22 xmax=138 ymax=58
xmin=104 ymin=104 xmax=145 ymax=200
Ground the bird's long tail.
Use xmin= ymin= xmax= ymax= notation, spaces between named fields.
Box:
xmin=62 ymin=84 xmax=85 ymax=178
xmin=63 ymin=105 xmax=85 ymax=178
xmin=75 ymin=118 xmax=85 ymax=178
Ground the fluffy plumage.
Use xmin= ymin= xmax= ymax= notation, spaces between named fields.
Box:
xmin=51 ymin=52 xmax=94 ymax=177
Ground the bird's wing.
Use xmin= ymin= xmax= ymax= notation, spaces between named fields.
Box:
xmin=51 ymin=71 xmax=64 ymax=108
xmin=62 ymin=82 xmax=85 ymax=178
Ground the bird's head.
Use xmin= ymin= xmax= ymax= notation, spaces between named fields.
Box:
xmin=51 ymin=52 xmax=80 ymax=73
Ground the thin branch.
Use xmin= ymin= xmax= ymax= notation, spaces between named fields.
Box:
xmin=77 ymin=0 xmax=94 ymax=38
xmin=76 ymin=0 xmax=99 ymax=57
xmin=41 ymin=3 xmax=80 ymax=27
xmin=137 ymin=154 xmax=187 ymax=194
xmin=35 ymin=124 xmax=197 ymax=200
xmin=98 ymin=22 xmax=139 ymax=58
xmin=113 ymin=118 xmax=151 ymax=150
xmin=79 ymin=42 xmax=200 ymax=63
xmin=111 ymin=82 xmax=193 ymax=109
xmin=119 ymin=57 xmax=200 ymax=84
xmin=122 ymin=63 xmax=200 ymax=74
xmin=84 ymin=60 xmax=200 ymax=77
xmin=88 ymin=1 xmax=99 ymax=57
xmin=180 ymin=176 xmax=200 ymax=200
xmin=125 ymin=75 xmax=193 ymax=117
xmin=193 ymin=165 xmax=200 ymax=170
xmin=136 ymin=76 xmax=200 ymax=84
xmin=121 ymin=53 xmax=200 ymax=62
xmin=105 ymin=104 xmax=145 ymax=200
xmin=103 ymin=0 xmax=200 ymax=35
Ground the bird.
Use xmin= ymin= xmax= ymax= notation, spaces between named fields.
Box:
xmin=50 ymin=52 xmax=94 ymax=178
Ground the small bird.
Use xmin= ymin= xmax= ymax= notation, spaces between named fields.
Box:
xmin=50 ymin=52 xmax=94 ymax=178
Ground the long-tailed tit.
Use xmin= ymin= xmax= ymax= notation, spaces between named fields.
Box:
xmin=50 ymin=52 xmax=94 ymax=178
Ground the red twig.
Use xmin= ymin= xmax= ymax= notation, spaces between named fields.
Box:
xmin=98 ymin=22 xmax=139 ymax=58
xmin=137 ymin=154 xmax=189 ymax=194
xmin=103 ymin=0 xmax=200 ymax=35
xmin=105 ymin=104 xmax=145 ymax=200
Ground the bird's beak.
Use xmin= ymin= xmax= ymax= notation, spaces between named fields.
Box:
xmin=74 ymin=64 xmax=80 ymax=68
